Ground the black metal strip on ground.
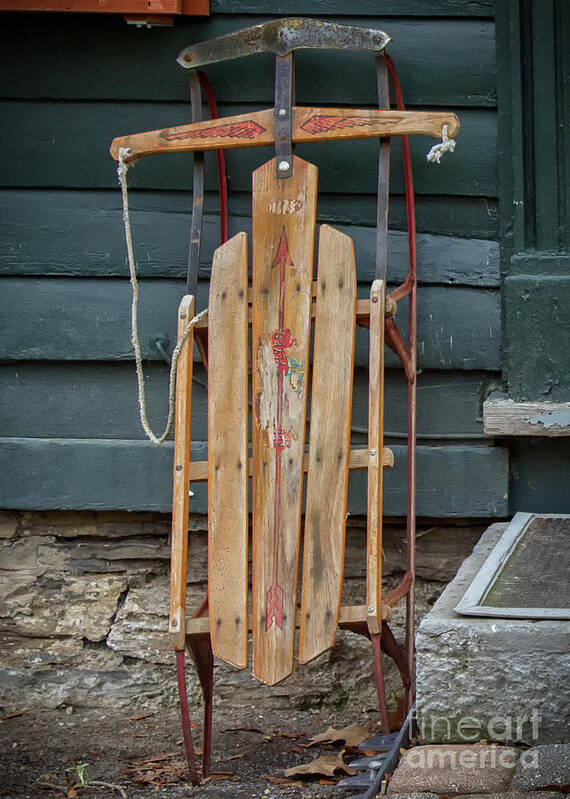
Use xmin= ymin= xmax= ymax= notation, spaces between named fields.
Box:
xmin=337 ymin=705 xmax=415 ymax=797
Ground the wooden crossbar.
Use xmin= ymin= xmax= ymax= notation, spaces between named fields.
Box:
xmin=188 ymin=447 xmax=394 ymax=482
xmin=110 ymin=107 xmax=459 ymax=162
xmin=186 ymin=603 xmax=392 ymax=638
xmin=192 ymin=291 xmax=397 ymax=330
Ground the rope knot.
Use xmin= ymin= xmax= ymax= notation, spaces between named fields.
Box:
xmin=426 ymin=124 xmax=456 ymax=164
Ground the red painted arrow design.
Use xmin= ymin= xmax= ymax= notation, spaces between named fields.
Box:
xmin=301 ymin=115 xmax=377 ymax=135
xmin=163 ymin=120 xmax=266 ymax=142
xmin=265 ymin=227 xmax=294 ymax=632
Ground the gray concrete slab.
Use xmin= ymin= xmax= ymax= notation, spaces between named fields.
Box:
xmin=387 ymin=744 xmax=519 ymax=795
xmin=416 ymin=524 xmax=570 ymax=744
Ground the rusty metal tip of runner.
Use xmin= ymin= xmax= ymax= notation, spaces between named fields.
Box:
xmin=177 ymin=18 xmax=391 ymax=69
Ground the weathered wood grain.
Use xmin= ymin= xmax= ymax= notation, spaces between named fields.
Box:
xmin=365 ymin=280 xmax=386 ymax=637
xmin=0 ymin=15 xmax=496 ymax=105
xmin=0 ymin=102 xmax=496 ymax=197
xmin=484 ymin=394 xmax=570 ymax=437
xmin=169 ymin=295 xmax=195 ymax=651
xmin=0 ymin=278 xmax=501 ymax=370
xmin=251 ymin=156 xmax=317 ymax=685
xmin=0 ymin=438 xmax=509 ymax=517
xmin=187 ymin=602 xmax=391 ymax=637
xmin=111 ymin=108 xmax=459 ymax=162
xmin=188 ymin=447 xmax=393 ymax=483
xmin=299 ymin=225 xmax=356 ymax=664
xmin=0 ymin=193 xmax=499 ymax=286
xmin=207 ymin=232 xmax=249 ymax=669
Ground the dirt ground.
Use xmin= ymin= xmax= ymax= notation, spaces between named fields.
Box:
xmin=1 ymin=705 xmax=389 ymax=799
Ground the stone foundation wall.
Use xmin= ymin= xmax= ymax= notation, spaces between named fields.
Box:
xmin=0 ymin=511 xmax=485 ymax=712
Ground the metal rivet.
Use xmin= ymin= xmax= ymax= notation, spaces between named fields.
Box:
xmin=171 ymin=619 xmax=178 ymax=627
xmin=183 ymin=53 xmax=194 ymax=63
xmin=278 ymin=108 xmax=287 ymax=117
xmin=175 ymin=464 xmax=182 ymax=471
xmin=368 ymin=605 xmax=375 ymax=614
xmin=180 ymin=313 xmax=187 ymax=319
xmin=372 ymin=296 xmax=379 ymax=303
xmin=370 ymin=449 xmax=377 ymax=456
xmin=278 ymin=160 xmax=290 ymax=172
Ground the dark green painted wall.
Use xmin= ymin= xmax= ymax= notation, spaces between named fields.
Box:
xmin=495 ymin=0 xmax=570 ymax=514
xmin=0 ymin=3 xmax=511 ymax=516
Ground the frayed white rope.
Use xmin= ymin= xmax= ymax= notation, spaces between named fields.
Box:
xmin=426 ymin=124 xmax=456 ymax=164
xmin=117 ymin=147 xmax=208 ymax=445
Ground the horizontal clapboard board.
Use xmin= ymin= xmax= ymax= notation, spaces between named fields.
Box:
xmin=0 ymin=438 xmax=508 ymax=517
xmin=0 ymin=15 xmax=495 ymax=106
xmin=0 ymin=277 xmax=501 ymax=370
xmin=0 ymin=196 xmax=499 ymax=286
xmin=0 ymin=364 xmax=495 ymax=440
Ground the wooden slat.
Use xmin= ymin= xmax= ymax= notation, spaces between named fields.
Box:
xmin=110 ymin=108 xmax=459 ymax=162
xmin=299 ymin=225 xmax=356 ymax=664
xmin=251 ymin=156 xmax=317 ymax=685
xmin=207 ymin=233 xmax=249 ymax=669
xmin=168 ymin=294 xmax=195 ymax=651
xmin=366 ymin=280 xmax=386 ymax=636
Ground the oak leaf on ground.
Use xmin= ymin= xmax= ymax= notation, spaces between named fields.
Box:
xmin=305 ymin=723 xmax=372 ymax=748
xmin=284 ymin=753 xmax=356 ymax=779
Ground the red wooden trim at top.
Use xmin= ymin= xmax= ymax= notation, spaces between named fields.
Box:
xmin=0 ymin=0 xmax=209 ymax=15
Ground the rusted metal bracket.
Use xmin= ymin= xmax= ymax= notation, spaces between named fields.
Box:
xmin=177 ymin=18 xmax=390 ymax=68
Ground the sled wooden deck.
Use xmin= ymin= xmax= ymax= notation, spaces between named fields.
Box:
xmin=169 ymin=172 xmax=393 ymax=685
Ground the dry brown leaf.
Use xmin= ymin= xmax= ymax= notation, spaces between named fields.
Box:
xmin=291 ymin=744 xmax=305 ymax=754
xmin=319 ymin=779 xmax=337 ymax=785
xmin=220 ymin=752 xmax=247 ymax=762
xmin=305 ymin=723 xmax=371 ymax=748
xmin=284 ymin=753 xmax=356 ymax=779
xmin=129 ymin=712 xmax=154 ymax=721
xmin=279 ymin=731 xmax=305 ymax=739
xmin=121 ymin=751 xmax=188 ymax=788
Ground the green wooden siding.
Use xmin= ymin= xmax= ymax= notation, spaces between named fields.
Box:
xmin=496 ymin=0 xmax=570 ymax=403
xmin=0 ymin=6 xmax=507 ymax=516
xmin=494 ymin=0 xmax=570 ymax=514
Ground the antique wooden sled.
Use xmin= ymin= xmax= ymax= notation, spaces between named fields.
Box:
xmin=110 ymin=18 xmax=459 ymax=784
